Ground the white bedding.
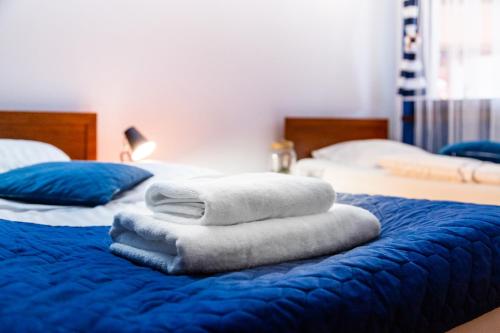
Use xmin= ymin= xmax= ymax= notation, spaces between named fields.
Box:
xmin=0 ymin=161 xmax=219 ymax=226
xmin=378 ymin=153 xmax=500 ymax=185
xmin=294 ymin=158 xmax=500 ymax=206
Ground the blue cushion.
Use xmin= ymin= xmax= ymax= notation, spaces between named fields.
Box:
xmin=439 ymin=140 xmax=500 ymax=163
xmin=0 ymin=162 xmax=153 ymax=207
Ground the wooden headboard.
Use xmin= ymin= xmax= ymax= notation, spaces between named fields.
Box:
xmin=285 ymin=117 xmax=388 ymax=159
xmin=0 ymin=111 xmax=97 ymax=160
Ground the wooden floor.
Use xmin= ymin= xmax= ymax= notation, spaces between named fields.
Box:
xmin=447 ymin=308 xmax=500 ymax=333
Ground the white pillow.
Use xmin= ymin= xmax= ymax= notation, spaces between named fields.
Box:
xmin=312 ymin=139 xmax=428 ymax=168
xmin=0 ymin=139 xmax=70 ymax=173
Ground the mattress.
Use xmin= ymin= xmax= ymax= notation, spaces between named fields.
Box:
xmin=0 ymin=193 xmax=498 ymax=332
xmin=294 ymin=158 xmax=500 ymax=205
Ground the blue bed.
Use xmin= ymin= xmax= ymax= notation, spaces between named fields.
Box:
xmin=0 ymin=193 xmax=499 ymax=333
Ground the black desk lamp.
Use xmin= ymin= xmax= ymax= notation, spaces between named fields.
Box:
xmin=120 ymin=126 xmax=156 ymax=162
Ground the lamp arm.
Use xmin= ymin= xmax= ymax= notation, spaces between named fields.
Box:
xmin=120 ymin=151 xmax=132 ymax=162
xmin=120 ymin=137 xmax=132 ymax=162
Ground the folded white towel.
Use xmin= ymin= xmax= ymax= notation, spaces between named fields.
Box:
xmin=474 ymin=162 xmax=500 ymax=185
xmin=145 ymin=173 xmax=335 ymax=226
xmin=378 ymin=153 xmax=500 ymax=185
xmin=109 ymin=204 xmax=380 ymax=274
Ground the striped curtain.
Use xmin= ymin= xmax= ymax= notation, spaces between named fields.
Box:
xmin=397 ymin=0 xmax=426 ymax=145
xmin=414 ymin=100 xmax=500 ymax=152
xmin=398 ymin=0 xmax=500 ymax=151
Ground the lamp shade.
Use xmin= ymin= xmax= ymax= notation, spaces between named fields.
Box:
xmin=124 ymin=127 xmax=156 ymax=161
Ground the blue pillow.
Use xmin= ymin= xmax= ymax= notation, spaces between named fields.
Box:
xmin=438 ymin=140 xmax=500 ymax=163
xmin=0 ymin=162 xmax=153 ymax=207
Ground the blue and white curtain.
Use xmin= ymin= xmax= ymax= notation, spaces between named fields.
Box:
xmin=397 ymin=0 xmax=426 ymax=145
xmin=398 ymin=0 xmax=425 ymax=98
xmin=398 ymin=0 xmax=500 ymax=152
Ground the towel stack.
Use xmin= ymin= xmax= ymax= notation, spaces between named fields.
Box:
xmin=110 ymin=173 xmax=380 ymax=274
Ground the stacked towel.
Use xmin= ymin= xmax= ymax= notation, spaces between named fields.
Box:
xmin=110 ymin=173 xmax=381 ymax=274
xmin=145 ymin=172 xmax=336 ymax=225
xmin=110 ymin=204 xmax=380 ymax=274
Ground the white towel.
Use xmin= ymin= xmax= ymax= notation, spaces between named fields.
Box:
xmin=474 ymin=162 xmax=500 ymax=185
xmin=109 ymin=204 xmax=381 ymax=274
xmin=145 ymin=173 xmax=335 ymax=226
xmin=378 ymin=153 xmax=500 ymax=185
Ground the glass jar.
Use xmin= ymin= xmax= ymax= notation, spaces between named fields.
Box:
xmin=270 ymin=140 xmax=297 ymax=174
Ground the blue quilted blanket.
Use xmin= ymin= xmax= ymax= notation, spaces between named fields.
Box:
xmin=0 ymin=194 xmax=499 ymax=333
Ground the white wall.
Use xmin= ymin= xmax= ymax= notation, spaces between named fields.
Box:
xmin=0 ymin=0 xmax=397 ymax=172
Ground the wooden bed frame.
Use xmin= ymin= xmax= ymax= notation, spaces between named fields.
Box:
xmin=0 ymin=111 xmax=97 ymax=160
xmin=284 ymin=117 xmax=389 ymax=159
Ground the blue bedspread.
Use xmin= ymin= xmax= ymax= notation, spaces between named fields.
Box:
xmin=0 ymin=194 xmax=499 ymax=333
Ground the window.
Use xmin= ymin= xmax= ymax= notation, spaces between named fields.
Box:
xmin=425 ymin=0 xmax=500 ymax=99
